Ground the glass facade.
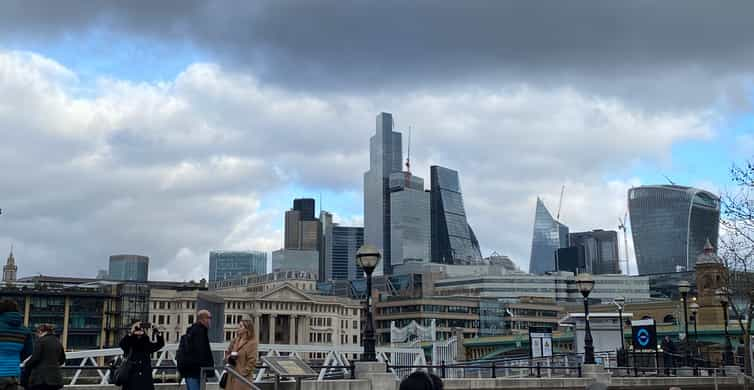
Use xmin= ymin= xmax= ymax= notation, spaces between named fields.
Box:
xmin=430 ymin=166 xmax=482 ymax=264
xmin=569 ymin=230 xmax=620 ymax=274
xmin=209 ymin=250 xmax=267 ymax=282
xmin=108 ymin=255 xmax=149 ymax=282
xmin=331 ymin=226 xmax=365 ymax=281
xmin=628 ymin=185 xmax=720 ymax=274
xmin=529 ymin=198 xmax=569 ymax=274
xmin=479 ymin=299 xmax=507 ymax=336
xmin=390 ymin=173 xmax=430 ymax=266
xmin=364 ymin=112 xmax=403 ymax=275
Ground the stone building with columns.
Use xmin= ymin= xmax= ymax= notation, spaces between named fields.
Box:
xmin=151 ymin=270 xmax=363 ymax=357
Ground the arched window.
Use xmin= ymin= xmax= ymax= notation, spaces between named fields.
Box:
xmin=663 ymin=314 xmax=676 ymax=324
xmin=641 ymin=315 xmax=653 ymax=321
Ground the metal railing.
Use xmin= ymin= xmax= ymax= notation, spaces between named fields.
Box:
xmin=224 ymin=365 xmax=262 ymax=390
xmin=387 ymin=361 xmax=583 ymax=379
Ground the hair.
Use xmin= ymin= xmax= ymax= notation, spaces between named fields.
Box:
xmin=36 ymin=324 xmax=55 ymax=334
xmin=399 ymin=371 xmax=441 ymax=390
xmin=197 ymin=309 xmax=211 ymax=322
xmin=0 ymin=299 xmax=19 ymax=314
xmin=239 ymin=319 xmax=255 ymax=340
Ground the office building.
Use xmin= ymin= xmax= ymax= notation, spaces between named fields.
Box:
xmin=108 ymin=254 xmax=149 ymax=282
xmin=284 ymin=198 xmax=320 ymax=251
xmin=430 ymin=165 xmax=482 ymax=265
xmin=320 ymin=210 xmax=365 ymax=282
xmin=272 ymin=249 xmax=319 ymax=275
xmin=569 ymin=230 xmax=620 ymax=274
xmin=628 ymin=185 xmax=720 ymax=274
xmin=364 ymin=112 xmax=403 ymax=275
xmin=209 ymin=250 xmax=267 ymax=282
xmin=555 ymin=247 xmax=583 ymax=274
xmin=390 ymin=172 xmax=431 ymax=266
xmin=529 ymin=198 xmax=569 ymax=274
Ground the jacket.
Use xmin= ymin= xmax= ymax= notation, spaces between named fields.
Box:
xmin=0 ymin=312 xmax=32 ymax=378
xmin=178 ymin=323 xmax=215 ymax=378
xmin=119 ymin=333 xmax=165 ymax=390
xmin=224 ymin=337 xmax=258 ymax=390
xmin=26 ymin=333 xmax=65 ymax=388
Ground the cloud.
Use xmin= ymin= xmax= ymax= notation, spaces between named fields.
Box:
xmin=2 ymin=1 xmax=753 ymax=112
xmin=0 ymin=49 xmax=720 ymax=279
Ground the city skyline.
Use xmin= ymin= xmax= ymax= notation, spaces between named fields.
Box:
xmin=0 ymin=2 xmax=751 ymax=281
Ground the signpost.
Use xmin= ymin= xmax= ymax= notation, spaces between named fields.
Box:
xmin=261 ymin=356 xmax=318 ymax=390
xmin=529 ymin=327 xmax=553 ymax=358
xmin=631 ymin=318 xmax=658 ymax=369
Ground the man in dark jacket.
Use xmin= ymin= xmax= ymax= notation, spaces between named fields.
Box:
xmin=0 ymin=299 xmax=32 ymax=390
xmin=178 ymin=310 xmax=215 ymax=390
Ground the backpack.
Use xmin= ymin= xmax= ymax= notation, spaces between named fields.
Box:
xmin=176 ymin=330 xmax=194 ymax=370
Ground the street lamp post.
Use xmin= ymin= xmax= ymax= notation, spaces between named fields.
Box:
xmin=716 ymin=288 xmax=734 ymax=366
xmin=679 ymin=280 xmax=690 ymax=366
xmin=576 ymin=273 xmax=596 ymax=365
xmin=614 ymin=296 xmax=626 ymax=365
xmin=356 ymin=245 xmax=381 ymax=362
xmin=689 ymin=302 xmax=700 ymax=357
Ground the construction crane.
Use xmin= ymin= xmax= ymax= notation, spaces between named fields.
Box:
xmin=618 ymin=211 xmax=630 ymax=275
xmin=556 ymin=185 xmax=565 ymax=221
xmin=404 ymin=125 xmax=412 ymax=188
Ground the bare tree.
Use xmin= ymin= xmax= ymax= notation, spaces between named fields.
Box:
xmin=720 ymin=160 xmax=754 ymax=372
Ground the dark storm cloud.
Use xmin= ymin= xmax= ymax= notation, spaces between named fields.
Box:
xmin=2 ymin=1 xmax=754 ymax=106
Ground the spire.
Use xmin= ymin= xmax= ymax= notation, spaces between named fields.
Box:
xmin=3 ymin=245 xmax=17 ymax=283
xmin=6 ymin=245 xmax=13 ymax=265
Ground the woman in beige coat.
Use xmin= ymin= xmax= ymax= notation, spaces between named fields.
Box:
xmin=224 ymin=319 xmax=258 ymax=390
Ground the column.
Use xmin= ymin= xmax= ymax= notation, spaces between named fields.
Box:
xmin=269 ymin=314 xmax=277 ymax=344
xmin=289 ymin=315 xmax=297 ymax=345
xmin=299 ymin=316 xmax=307 ymax=345
xmin=61 ymin=296 xmax=71 ymax=350
xmin=253 ymin=315 xmax=261 ymax=342
xmin=23 ymin=296 xmax=30 ymax=327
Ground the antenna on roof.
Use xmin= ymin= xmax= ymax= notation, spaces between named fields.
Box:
xmin=663 ymin=174 xmax=676 ymax=186
xmin=556 ymin=185 xmax=565 ymax=221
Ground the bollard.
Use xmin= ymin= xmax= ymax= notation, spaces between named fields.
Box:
xmin=441 ymin=361 xmax=446 ymax=378
xmin=491 ymin=361 xmax=496 ymax=378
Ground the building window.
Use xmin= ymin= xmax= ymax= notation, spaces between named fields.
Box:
xmin=353 ymin=335 xmax=358 ymax=344
xmin=188 ymin=315 xmax=194 ymax=324
xmin=326 ymin=333 xmax=332 ymax=343
xmin=166 ymin=316 xmax=170 ymax=325
xmin=353 ymin=320 xmax=358 ymax=329
xmin=158 ymin=315 xmax=164 ymax=325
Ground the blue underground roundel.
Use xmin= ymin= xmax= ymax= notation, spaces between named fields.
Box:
xmin=636 ymin=328 xmax=651 ymax=347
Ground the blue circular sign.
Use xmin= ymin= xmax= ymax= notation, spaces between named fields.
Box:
xmin=636 ymin=328 xmax=651 ymax=347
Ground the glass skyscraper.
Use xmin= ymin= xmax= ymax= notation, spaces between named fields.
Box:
xmin=628 ymin=185 xmax=720 ymax=274
xmin=109 ymin=254 xmax=149 ymax=282
xmin=569 ymin=230 xmax=620 ymax=274
xmin=284 ymin=198 xmax=319 ymax=251
xmin=430 ymin=165 xmax=482 ymax=264
xmin=390 ymin=172 xmax=431 ymax=266
xmin=320 ymin=211 xmax=365 ymax=281
xmin=364 ymin=112 xmax=403 ymax=275
xmin=529 ymin=198 xmax=569 ymax=275
xmin=209 ymin=250 xmax=267 ymax=282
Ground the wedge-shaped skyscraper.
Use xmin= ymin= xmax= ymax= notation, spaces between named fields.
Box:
xmin=430 ymin=165 xmax=482 ymax=264
xmin=529 ymin=198 xmax=569 ymax=274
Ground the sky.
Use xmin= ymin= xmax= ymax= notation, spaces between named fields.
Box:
xmin=0 ymin=1 xmax=753 ymax=281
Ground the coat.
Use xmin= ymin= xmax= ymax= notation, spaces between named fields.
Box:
xmin=224 ymin=337 xmax=258 ymax=390
xmin=178 ymin=323 xmax=215 ymax=379
xmin=26 ymin=334 xmax=65 ymax=388
xmin=0 ymin=312 xmax=32 ymax=378
xmin=119 ymin=333 xmax=165 ymax=390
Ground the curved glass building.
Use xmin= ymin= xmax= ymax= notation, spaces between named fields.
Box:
xmin=628 ymin=185 xmax=720 ymax=275
xmin=529 ymin=198 xmax=569 ymax=274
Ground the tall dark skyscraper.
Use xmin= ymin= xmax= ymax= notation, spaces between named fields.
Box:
xmin=628 ymin=185 xmax=720 ymax=274
xmin=284 ymin=198 xmax=320 ymax=250
xmin=293 ymin=198 xmax=316 ymax=221
xmin=569 ymin=230 xmax=620 ymax=274
xmin=364 ymin=112 xmax=403 ymax=274
xmin=529 ymin=198 xmax=569 ymax=274
xmin=430 ymin=165 xmax=482 ymax=264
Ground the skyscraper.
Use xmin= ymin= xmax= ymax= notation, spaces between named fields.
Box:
xmin=109 ymin=254 xmax=149 ymax=282
xmin=628 ymin=185 xmax=720 ymax=274
xmin=569 ymin=230 xmax=620 ymax=274
xmin=209 ymin=250 xmax=267 ymax=282
xmin=364 ymin=112 xmax=403 ymax=274
xmin=390 ymin=172 xmax=431 ymax=266
xmin=320 ymin=211 xmax=365 ymax=281
xmin=529 ymin=198 xmax=569 ymax=275
xmin=284 ymin=198 xmax=319 ymax=251
xmin=430 ymin=165 xmax=483 ymax=264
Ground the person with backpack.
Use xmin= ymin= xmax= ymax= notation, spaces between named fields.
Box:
xmin=117 ymin=321 xmax=165 ymax=390
xmin=25 ymin=324 xmax=65 ymax=390
xmin=0 ymin=299 xmax=32 ymax=390
xmin=177 ymin=310 xmax=215 ymax=390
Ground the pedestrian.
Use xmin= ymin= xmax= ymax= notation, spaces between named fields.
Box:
xmin=178 ymin=310 xmax=215 ymax=390
xmin=0 ymin=299 xmax=32 ymax=390
xmin=662 ymin=336 xmax=677 ymax=375
xmin=118 ymin=321 xmax=165 ymax=390
xmin=224 ymin=319 xmax=258 ymax=390
xmin=399 ymin=371 xmax=443 ymax=390
xmin=25 ymin=324 xmax=66 ymax=390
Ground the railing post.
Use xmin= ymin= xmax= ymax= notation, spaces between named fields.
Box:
xmin=351 ymin=363 xmax=356 ymax=379
xmin=491 ymin=361 xmax=496 ymax=378
xmin=578 ymin=364 xmax=582 ymax=378
xmin=441 ymin=360 xmax=446 ymax=378
xmin=536 ymin=362 xmax=541 ymax=378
